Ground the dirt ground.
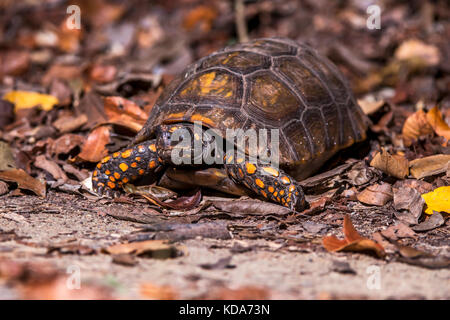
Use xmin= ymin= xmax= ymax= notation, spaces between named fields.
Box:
xmin=0 ymin=191 xmax=448 ymax=300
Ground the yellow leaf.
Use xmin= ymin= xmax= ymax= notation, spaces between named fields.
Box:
xmin=421 ymin=186 xmax=450 ymax=215
xmin=3 ymin=91 xmax=59 ymax=111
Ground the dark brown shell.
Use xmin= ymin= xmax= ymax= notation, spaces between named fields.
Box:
xmin=135 ymin=38 xmax=369 ymax=180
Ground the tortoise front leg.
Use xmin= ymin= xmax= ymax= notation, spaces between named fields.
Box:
xmin=225 ymin=160 xmax=308 ymax=212
xmin=93 ymin=140 xmax=162 ymax=196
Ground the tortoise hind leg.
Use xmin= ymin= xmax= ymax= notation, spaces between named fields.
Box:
xmin=93 ymin=140 xmax=162 ymax=196
xmin=225 ymin=161 xmax=308 ymax=212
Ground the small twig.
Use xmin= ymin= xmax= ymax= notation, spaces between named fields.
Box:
xmin=235 ymin=0 xmax=248 ymax=43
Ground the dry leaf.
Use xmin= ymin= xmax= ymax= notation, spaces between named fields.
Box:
xmin=34 ymin=155 xmax=68 ymax=182
xmin=381 ymin=223 xmax=416 ymax=240
xmin=0 ymin=168 xmax=46 ymax=197
xmin=402 ymin=109 xmax=433 ymax=146
xmin=409 ymin=154 xmax=450 ymax=179
xmin=103 ymin=96 xmax=148 ymax=133
xmin=3 ymin=91 xmax=59 ymax=111
xmin=393 ymin=186 xmax=424 ymax=225
xmin=370 ymin=148 xmax=409 ymax=179
xmin=421 ymin=186 xmax=450 ymax=215
xmin=412 ymin=212 xmax=445 ymax=232
xmin=426 ymin=106 xmax=450 ymax=143
xmin=52 ymin=114 xmax=88 ymax=133
xmin=357 ymin=96 xmax=385 ymax=115
xmin=75 ymin=125 xmax=111 ymax=162
xmin=183 ymin=5 xmax=217 ymax=32
xmin=394 ymin=39 xmax=440 ymax=67
xmin=357 ymin=183 xmax=393 ymax=206
xmin=322 ymin=215 xmax=385 ymax=258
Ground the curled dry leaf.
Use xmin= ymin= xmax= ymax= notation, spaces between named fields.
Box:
xmin=421 ymin=186 xmax=450 ymax=215
xmin=402 ymin=107 xmax=450 ymax=146
xmin=402 ymin=109 xmax=433 ymax=147
xmin=409 ymin=154 xmax=450 ymax=179
xmin=357 ymin=182 xmax=393 ymax=206
xmin=75 ymin=125 xmax=111 ymax=163
xmin=426 ymin=106 xmax=450 ymax=143
xmin=412 ymin=212 xmax=445 ymax=232
xmin=322 ymin=215 xmax=385 ymax=258
xmin=370 ymin=148 xmax=409 ymax=179
xmin=3 ymin=91 xmax=59 ymax=111
xmin=0 ymin=168 xmax=46 ymax=197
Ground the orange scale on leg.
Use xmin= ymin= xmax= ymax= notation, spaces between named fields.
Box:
xmin=121 ymin=149 xmax=133 ymax=158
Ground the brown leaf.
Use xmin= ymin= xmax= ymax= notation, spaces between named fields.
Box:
xmin=103 ymin=96 xmax=148 ymax=133
xmin=402 ymin=109 xmax=434 ymax=147
xmin=52 ymin=114 xmax=88 ymax=133
xmin=322 ymin=215 xmax=385 ymax=258
xmin=357 ymin=183 xmax=393 ymax=206
xmin=0 ymin=50 xmax=30 ymax=77
xmin=394 ymin=39 xmax=440 ymax=67
xmin=183 ymin=5 xmax=217 ymax=32
xmin=370 ymin=148 xmax=409 ymax=179
xmin=412 ymin=212 xmax=445 ymax=232
xmin=393 ymin=179 xmax=433 ymax=194
xmin=381 ymin=223 xmax=416 ymax=241
xmin=89 ymin=64 xmax=117 ymax=83
xmin=49 ymin=134 xmax=85 ymax=156
xmin=104 ymin=240 xmax=178 ymax=259
xmin=392 ymin=186 xmax=424 ymax=225
xmin=409 ymin=154 xmax=450 ymax=179
xmin=75 ymin=125 xmax=111 ymax=162
xmin=0 ymin=169 xmax=46 ymax=197
xmin=426 ymin=106 xmax=450 ymax=143
xmin=34 ymin=155 xmax=68 ymax=182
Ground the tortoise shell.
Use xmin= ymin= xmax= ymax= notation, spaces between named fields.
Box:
xmin=135 ymin=38 xmax=369 ymax=180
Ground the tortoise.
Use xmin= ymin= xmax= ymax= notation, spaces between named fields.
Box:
xmin=92 ymin=38 xmax=369 ymax=211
